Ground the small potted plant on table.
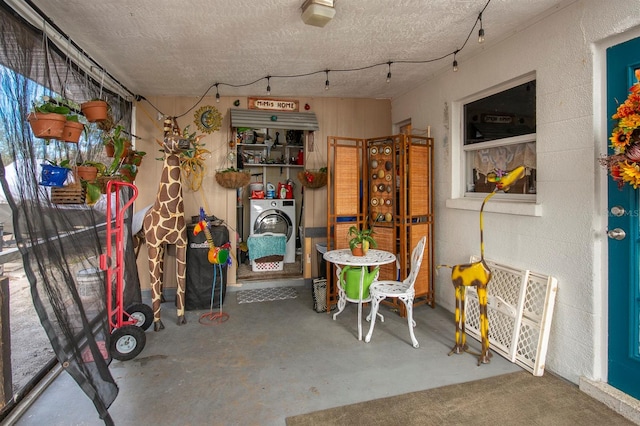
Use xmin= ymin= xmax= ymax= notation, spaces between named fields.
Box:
xmin=348 ymin=224 xmax=376 ymax=256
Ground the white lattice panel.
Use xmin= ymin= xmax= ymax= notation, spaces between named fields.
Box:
xmin=464 ymin=257 xmax=558 ymax=376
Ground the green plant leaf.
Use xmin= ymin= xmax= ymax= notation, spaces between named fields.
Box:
xmin=85 ymin=182 xmax=102 ymax=206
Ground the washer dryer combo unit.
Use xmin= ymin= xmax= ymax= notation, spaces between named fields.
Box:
xmin=249 ymin=199 xmax=296 ymax=263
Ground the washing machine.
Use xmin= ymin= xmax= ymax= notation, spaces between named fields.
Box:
xmin=249 ymin=199 xmax=296 ymax=263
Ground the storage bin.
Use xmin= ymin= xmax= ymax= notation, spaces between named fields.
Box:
xmin=250 ymin=260 xmax=284 ymax=272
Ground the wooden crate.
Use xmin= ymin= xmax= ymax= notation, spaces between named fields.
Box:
xmin=51 ymin=185 xmax=85 ymax=204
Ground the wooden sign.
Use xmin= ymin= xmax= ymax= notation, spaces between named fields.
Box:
xmin=248 ymin=97 xmax=299 ymax=112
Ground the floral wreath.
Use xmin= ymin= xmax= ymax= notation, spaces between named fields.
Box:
xmin=600 ymin=69 xmax=640 ymax=189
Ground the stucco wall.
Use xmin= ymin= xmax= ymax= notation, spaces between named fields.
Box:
xmin=391 ymin=0 xmax=640 ymax=384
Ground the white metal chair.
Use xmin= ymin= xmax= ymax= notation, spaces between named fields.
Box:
xmin=364 ymin=236 xmax=426 ymax=348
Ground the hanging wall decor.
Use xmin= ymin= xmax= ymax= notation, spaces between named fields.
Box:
xmin=194 ymin=105 xmax=223 ymax=134
xmin=600 ymin=69 xmax=640 ymax=189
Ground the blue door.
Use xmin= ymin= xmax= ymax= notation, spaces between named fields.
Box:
xmin=607 ymin=36 xmax=640 ymax=400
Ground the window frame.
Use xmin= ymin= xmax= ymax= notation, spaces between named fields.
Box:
xmin=447 ymin=72 xmax=542 ymax=216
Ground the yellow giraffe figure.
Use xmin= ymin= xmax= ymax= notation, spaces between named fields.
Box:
xmin=440 ymin=166 xmax=525 ymax=365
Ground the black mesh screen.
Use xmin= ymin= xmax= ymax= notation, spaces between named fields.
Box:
xmin=0 ymin=5 xmax=137 ymax=424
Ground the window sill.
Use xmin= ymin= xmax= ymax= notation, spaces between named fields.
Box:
xmin=445 ymin=197 xmax=542 ymax=217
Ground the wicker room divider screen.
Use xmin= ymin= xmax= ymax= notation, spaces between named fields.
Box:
xmin=326 ymin=134 xmax=434 ymax=315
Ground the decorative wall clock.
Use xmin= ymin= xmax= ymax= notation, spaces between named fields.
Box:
xmin=194 ymin=105 xmax=222 ymax=134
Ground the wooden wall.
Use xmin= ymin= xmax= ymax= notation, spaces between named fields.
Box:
xmin=134 ymin=96 xmax=391 ymax=288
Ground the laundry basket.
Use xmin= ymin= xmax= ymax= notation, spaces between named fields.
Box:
xmin=248 ymin=232 xmax=286 ymax=272
xmin=250 ymin=259 xmax=284 ymax=272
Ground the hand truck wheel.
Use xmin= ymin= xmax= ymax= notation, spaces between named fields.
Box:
xmin=124 ymin=303 xmax=154 ymax=330
xmin=110 ymin=325 xmax=146 ymax=361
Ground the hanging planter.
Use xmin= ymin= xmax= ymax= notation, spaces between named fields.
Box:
xmin=96 ymin=176 xmax=122 ymax=194
xmin=28 ymin=97 xmax=72 ymax=140
xmin=297 ymin=169 xmax=327 ymax=189
xmin=28 ymin=112 xmax=66 ymax=140
xmin=215 ymin=168 xmax=251 ymax=189
xmin=119 ymin=165 xmax=137 ymax=182
xmin=124 ymin=150 xmax=146 ymax=166
xmin=104 ymin=142 xmax=115 ymax=157
xmin=81 ymin=100 xmax=108 ymax=122
xmin=40 ymin=163 xmax=70 ymax=187
xmin=76 ymin=165 xmax=98 ymax=182
xmin=61 ymin=120 xmax=84 ymax=143
xmin=103 ymin=124 xmax=130 ymax=158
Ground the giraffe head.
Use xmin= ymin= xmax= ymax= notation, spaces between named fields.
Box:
xmin=486 ymin=165 xmax=526 ymax=192
xmin=162 ymin=134 xmax=191 ymax=155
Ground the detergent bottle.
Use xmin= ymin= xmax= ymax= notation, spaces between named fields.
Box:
xmin=266 ymin=182 xmax=275 ymax=199
xmin=278 ymin=182 xmax=287 ymax=199
xmin=284 ymin=179 xmax=294 ymax=198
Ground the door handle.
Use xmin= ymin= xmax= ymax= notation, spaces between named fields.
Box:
xmin=610 ymin=206 xmax=625 ymax=217
xmin=607 ymin=228 xmax=626 ymax=240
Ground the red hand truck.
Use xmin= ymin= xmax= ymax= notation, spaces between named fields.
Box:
xmin=100 ymin=181 xmax=153 ymax=361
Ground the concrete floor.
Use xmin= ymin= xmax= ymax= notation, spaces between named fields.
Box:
xmin=11 ymin=280 xmax=524 ymax=425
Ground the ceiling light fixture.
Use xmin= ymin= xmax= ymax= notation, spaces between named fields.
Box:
xmin=478 ymin=13 xmax=485 ymax=43
xmin=386 ymin=61 xmax=392 ymax=83
xmin=301 ymin=0 xmax=336 ymax=28
xmin=266 ymin=76 xmax=271 ymax=95
xmin=324 ymin=70 xmax=330 ymax=90
xmin=215 ymin=83 xmax=220 ymax=103
xmin=452 ymin=50 xmax=459 ymax=72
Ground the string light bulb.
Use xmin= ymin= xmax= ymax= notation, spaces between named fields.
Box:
xmin=142 ymin=6 xmax=489 ymax=117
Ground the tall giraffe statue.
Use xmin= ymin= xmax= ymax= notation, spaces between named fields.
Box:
xmin=143 ymin=117 xmax=190 ymax=331
xmin=439 ymin=166 xmax=525 ymax=365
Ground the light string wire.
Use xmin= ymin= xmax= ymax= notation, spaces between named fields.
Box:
xmin=141 ymin=0 xmax=491 ymax=120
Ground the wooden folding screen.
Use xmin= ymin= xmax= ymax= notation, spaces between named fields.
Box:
xmin=326 ymin=134 xmax=434 ymax=312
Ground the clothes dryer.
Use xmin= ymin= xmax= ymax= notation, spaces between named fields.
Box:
xmin=249 ymin=199 xmax=296 ymax=263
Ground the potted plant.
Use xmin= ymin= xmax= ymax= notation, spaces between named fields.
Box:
xmin=124 ymin=149 xmax=146 ymax=166
xmin=83 ymin=125 xmax=131 ymax=204
xmin=76 ymin=160 xmax=102 ymax=182
xmin=298 ymin=166 xmax=327 ymax=189
xmin=178 ymin=125 xmax=209 ymax=191
xmin=118 ymin=164 xmax=138 ymax=182
xmin=215 ymin=167 xmax=251 ymax=189
xmin=103 ymin=124 xmax=130 ymax=159
xmin=40 ymin=158 xmax=72 ymax=187
xmin=80 ymin=99 xmax=109 ymax=122
xmin=28 ymin=97 xmax=69 ymax=140
xmin=348 ymin=224 xmax=377 ymax=256
xmin=85 ymin=165 xmax=122 ymax=205
xmin=61 ymin=113 xmax=86 ymax=143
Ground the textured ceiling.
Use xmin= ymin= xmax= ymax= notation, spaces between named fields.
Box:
xmin=28 ymin=0 xmax=568 ymax=100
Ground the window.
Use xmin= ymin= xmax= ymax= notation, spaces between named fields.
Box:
xmin=463 ymin=78 xmax=536 ymax=197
